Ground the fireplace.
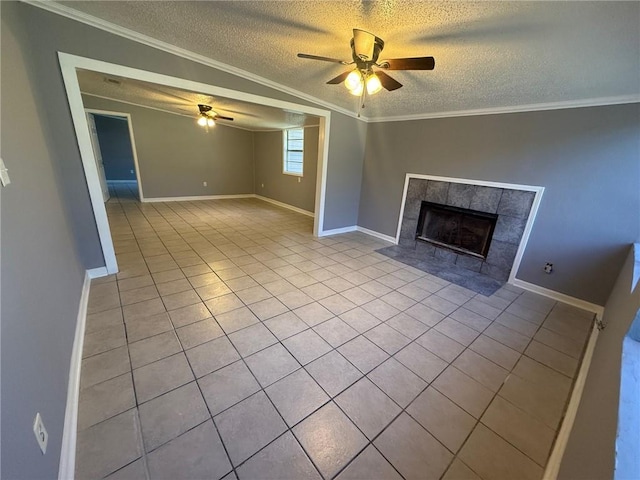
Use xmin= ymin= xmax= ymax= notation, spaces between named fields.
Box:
xmin=416 ymin=201 xmax=498 ymax=259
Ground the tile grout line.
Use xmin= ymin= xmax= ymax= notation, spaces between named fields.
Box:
xmin=85 ymin=190 xmax=590 ymax=480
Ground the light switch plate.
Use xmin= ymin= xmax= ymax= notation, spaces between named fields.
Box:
xmin=33 ymin=413 xmax=48 ymax=454
xmin=0 ymin=158 xmax=10 ymax=187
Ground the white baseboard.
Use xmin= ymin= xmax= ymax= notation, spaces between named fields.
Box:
xmin=543 ymin=321 xmax=600 ymax=480
xmin=356 ymin=226 xmax=397 ymax=244
xmin=106 ymin=180 xmax=137 ymax=185
xmin=254 ymin=195 xmax=314 ymax=217
xmin=142 ymin=194 xmax=254 ymax=203
xmin=58 ymin=270 xmax=93 ymax=480
xmin=87 ymin=266 xmax=109 ymax=279
xmin=318 ymin=225 xmax=358 ymax=237
xmin=510 ymin=278 xmax=605 ymax=319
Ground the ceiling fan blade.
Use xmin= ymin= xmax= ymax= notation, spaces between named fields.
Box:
xmin=376 ymin=71 xmax=403 ymax=91
xmin=215 ymin=115 xmax=234 ymax=121
xmin=352 ymin=29 xmax=376 ymax=60
xmin=326 ymin=71 xmax=352 ymax=85
xmin=379 ymin=56 xmax=435 ymax=70
xmin=297 ymin=53 xmax=349 ymax=65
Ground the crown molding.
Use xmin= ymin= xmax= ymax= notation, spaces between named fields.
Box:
xmin=23 ymin=0 xmax=360 ymax=121
xmin=24 ymin=1 xmax=640 ymax=124
xmin=366 ymin=94 xmax=640 ymax=123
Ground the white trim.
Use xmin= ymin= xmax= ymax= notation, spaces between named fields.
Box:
xmin=85 ymin=109 xmax=145 ymax=202
xmin=510 ymin=278 xmax=605 ymax=319
xmin=543 ymin=321 xmax=600 ymax=480
xmin=365 ymin=95 xmax=640 ymax=123
xmin=27 ymin=0 xmax=357 ymax=120
xmin=255 ymin=195 xmax=314 ymax=217
xmin=394 ymin=174 xmax=544 ymax=283
xmin=106 ymin=180 xmax=138 ymax=185
xmin=143 ymin=194 xmax=255 ymax=203
xmin=318 ymin=225 xmax=358 ymax=237
xmin=27 ymin=1 xmax=640 ymax=124
xmin=87 ymin=267 xmax=109 ymax=279
xmin=356 ymin=226 xmax=396 ymax=244
xmin=315 ymin=116 xmax=330 ymax=236
xmin=58 ymin=53 xmax=331 ymax=272
xmin=510 ymin=184 xmax=545 ymax=284
xmin=58 ymin=269 xmax=103 ymax=480
xmin=59 ymin=62 xmax=119 ymax=274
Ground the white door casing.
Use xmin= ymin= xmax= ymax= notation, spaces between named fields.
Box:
xmin=85 ymin=112 xmax=110 ymax=202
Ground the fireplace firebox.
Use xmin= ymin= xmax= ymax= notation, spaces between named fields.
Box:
xmin=416 ymin=201 xmax=498 ymax=259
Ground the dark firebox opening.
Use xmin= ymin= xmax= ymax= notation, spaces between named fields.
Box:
xmin=416 ymin=201 xmax=498 ymax=259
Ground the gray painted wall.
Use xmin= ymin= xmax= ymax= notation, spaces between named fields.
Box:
xmin=0 ymin=3 xmax=364 ymax=477
xmin=16 ymin=1 xmax=362 ymax=269
xmin=324 ymin=113 xmax=367 ymax=230
xmin=359 ymin=105 xmax=640 ymax=305
xmin=1 ymin=3 xmax=86 ymax=478
xmin=558 ymin=245 xmax=640 ymax=479
xmin=254 ymin=126 xmax=318 ymax=213
xmin=84 ymin=96 xmax=254 ymax=199
xmin=93 ymin=115 xmax=136 ymax=181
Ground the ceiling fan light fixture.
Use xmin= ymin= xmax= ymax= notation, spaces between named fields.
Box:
xmin=366 ymin=73 xmax=383 ymax=95
xmin=207 ymin=117 xmax=215 ymax=127
xmin=197 ymin=116 xmax=208 ymax=126
xmin=344 ymin=69 xmax=363 ymax=93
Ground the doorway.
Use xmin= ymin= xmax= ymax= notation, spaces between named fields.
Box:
xmin=85 ymin=109 xmax=143 ymax=203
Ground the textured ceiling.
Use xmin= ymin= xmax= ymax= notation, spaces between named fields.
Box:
xmin=59 ymin=1 xmax=640 ymax=119
xmin=78 ymin=69 xmax=318 ymax=131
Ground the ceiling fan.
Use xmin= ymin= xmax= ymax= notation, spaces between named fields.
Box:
xmin=298 ymin=29 xmax=435 ymax=99
xmin=196 ymin=104 xmax=234 ymax=128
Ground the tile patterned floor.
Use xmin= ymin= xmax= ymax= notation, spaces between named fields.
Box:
xmin=76 ymin=185 xmax=595 ymax=480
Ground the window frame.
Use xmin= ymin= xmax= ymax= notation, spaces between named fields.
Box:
xmin=282 ymin=128 xmax=304 ymax=177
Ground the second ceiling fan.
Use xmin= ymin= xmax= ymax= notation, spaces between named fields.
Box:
xmin=298 ymin=29 xmax=435 ymax=97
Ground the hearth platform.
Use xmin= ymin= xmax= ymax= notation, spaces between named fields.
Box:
xmin=376 ymin=244 xmax=504 ymax=296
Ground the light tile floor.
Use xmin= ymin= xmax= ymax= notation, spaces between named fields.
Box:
xmin=76 ymin=184 xmax=595 ymax=480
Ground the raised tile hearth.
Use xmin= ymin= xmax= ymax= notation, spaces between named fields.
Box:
xmin=378 ymin=176 xmax=540 ymax=295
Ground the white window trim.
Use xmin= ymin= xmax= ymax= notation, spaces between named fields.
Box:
xmin=283 ymin=128 xmax=304 ymax=177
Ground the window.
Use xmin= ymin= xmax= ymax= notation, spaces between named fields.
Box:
xmin=283 ymin=128 xmax=304 ymax=176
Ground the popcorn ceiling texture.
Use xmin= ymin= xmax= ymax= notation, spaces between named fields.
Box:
xmin=61 ymin=1 xmax=639 ymax=119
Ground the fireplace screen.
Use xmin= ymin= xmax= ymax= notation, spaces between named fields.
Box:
xmin=416 ymin=201 xmax=498 ymax=258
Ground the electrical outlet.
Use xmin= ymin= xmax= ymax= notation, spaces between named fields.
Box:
xmin=544 ymin=262 xmax=553 ymax=274
xmin=261 ymin=183 xmax=264 ymax=188
xmin=130 ymin=169 xmax=134 ymax=174
xmin=33 ymin=413 xmax=48 ymax=454
xmin=297 ymin=177 xmax=301 ymax=183
xmin=203 ymin=181 xmax=208 ymax=187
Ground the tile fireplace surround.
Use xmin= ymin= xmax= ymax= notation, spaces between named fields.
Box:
xmin=379 ymin=176 xmax=541 ymax=294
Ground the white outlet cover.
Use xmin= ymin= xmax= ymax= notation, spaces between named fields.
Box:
xmin=203 ymin=181 xmax=208 ymax=187
xmin=33 ymin=413 xmax=48 ymax=455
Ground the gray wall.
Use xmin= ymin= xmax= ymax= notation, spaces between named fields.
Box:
xmin=254 ymin=126 xmax=318 ymax=213
xmin=324 ymin=113 xmax=367 ymax=230
xmin=1 ymin=3 xmax=87 ymax=478
xmin=558 ymin=245 xmax=640 ymax=479
xmin=84 ymin=96 xmax=254 ymax=198
xmin=15 ymin=1 xmax=363 ymax=268
xmin=359 ymin=105 xmax=640 ymax=305
xmin=93 ymin=115 xmax=136 ymax=181
xmin=0 ymin=2 xmax=364 ymax=477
